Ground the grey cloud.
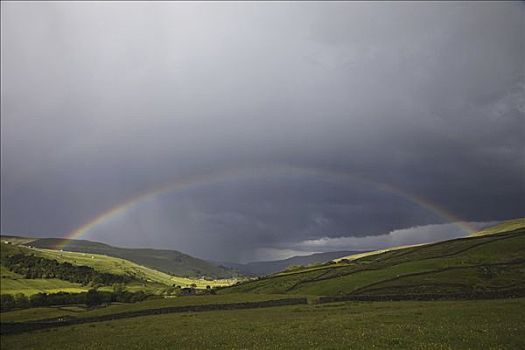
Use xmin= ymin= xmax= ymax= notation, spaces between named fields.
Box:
xmin=1 ymin=2 xmax=524 ymax=262
xmin=292 ymin=221 xmax=498 ymax=253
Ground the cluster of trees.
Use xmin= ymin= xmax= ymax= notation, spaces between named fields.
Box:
xmin=3 ymin=254 xmax=133 ymax=286
xmin=0 ymin=287 xmax=148 ymax=311
xmin=158 ymin=284 xmax=216 ymax=297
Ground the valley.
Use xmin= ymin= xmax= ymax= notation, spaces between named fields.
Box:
xmin=1 ymin=219 xmax=524 ymax=349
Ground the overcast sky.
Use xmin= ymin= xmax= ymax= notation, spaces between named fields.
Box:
xmin=1 ymin=2 xmax=524 ymax=262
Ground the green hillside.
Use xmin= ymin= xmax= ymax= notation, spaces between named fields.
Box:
xmin=0 ymin=242 xmax=238 ymax=296
xmin=333 ymin=243 xmax=425 ymax=263
xmin=331 ymin=218 xmax=525 ymax=263
xmin=471 ymin=217 xmax=525 ymax=236
xmin=220 ymin=224 xmax=525 ymax=297
xmin=21 ymin=237 xmax=238 ymax=279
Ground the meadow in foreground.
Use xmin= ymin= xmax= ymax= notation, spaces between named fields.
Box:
xmin=2 ymin=298 xmax=524 ymax=350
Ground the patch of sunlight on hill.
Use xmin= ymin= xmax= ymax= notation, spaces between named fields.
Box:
xmin=471 ymin=218 xmax=525 ymax=236
xmin=333 ymin=243 xmax=425 ymax=263
xmin=1 ymin=242 xmax=239 ymax=296
xmin=0 ymin=235 xmax=36 ymax=246
xmin=30 ymin=247 xmax=238 ymax=288
xmin=1 ymin=278 xmax=89 ymax=296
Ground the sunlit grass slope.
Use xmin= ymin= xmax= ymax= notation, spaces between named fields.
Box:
xmin=0 ymin=244 xmax=90 ymax=295
xmin=0 ymin=242 xmax=237 ymax=296
xmin=332 ymin=243 xmax=425 ymax=263
xmin=30 ymin=247 xmax=237 ymax=288
xmin=471 ymin=217 xmax=525 ymax=236
xmin=0 ymin=278 xmax=89 ymax=296
xmin=0 ymin=236 xmax=35 ymax=246
xmin=27 ymin=237 xmax=238 ymax=278
xmin=221 ymin=225 xmax=525 ymax=296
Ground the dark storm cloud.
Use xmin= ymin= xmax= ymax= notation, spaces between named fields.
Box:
xmin=1 ymin=2 xmax=524 ymax=262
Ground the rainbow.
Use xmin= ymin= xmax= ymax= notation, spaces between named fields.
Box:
xmin=55 ymin=165 xmax=476 ymax=250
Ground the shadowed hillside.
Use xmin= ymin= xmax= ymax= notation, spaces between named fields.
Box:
xmin=220 ymin=251 xmax=367 ymax=276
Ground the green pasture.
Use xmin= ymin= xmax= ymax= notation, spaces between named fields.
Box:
xmin=0 ymin=293 xmax=293 ymax=323
xmin=2 ymin=298 xmax=524 ymax=350
xmin=0 ymin=278 xmax=89 ymax=296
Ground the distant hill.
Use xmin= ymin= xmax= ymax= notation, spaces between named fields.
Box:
xmin=220 ymin=221 xmax=525 ymax=297
xmin=3 ymin=236 xmax=239 ymax=279
xmin=221 ymin=251 xmax=367 ymax=276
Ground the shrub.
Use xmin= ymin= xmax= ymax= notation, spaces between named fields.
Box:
xmin=14 ymin=293 xmax=29 ymax=308
xmin=0 ymin=294 xmax=15 ymax=311
xmin=86 ymin=289 xmax=103 ymax=307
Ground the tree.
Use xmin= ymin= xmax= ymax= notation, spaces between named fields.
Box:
xmin=86 ymin=289 xmax=102 ymax=307
xmin=0 ymin=294 xmax=15 ymax=311
xmin=14 ymin=293 xmax=29 ymax=308
xmin=30 ymin=293 xmax=49 ymax=307
xmin=285 ymin=264 xmax=303 ymax=272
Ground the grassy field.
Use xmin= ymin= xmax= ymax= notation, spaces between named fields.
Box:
xmin=221 ymin=227 xmax=525 ymax=296
xmin=0 ymin=237 xmax=35 ymax=246
xmin=0 ymin=293 xmax=293 ymax=323
xmin=0 ymin=242 xmax=238 ymax=296
xmin=0 ymin=278 xmax=90 ymax=296
xmin=2 ymin=298 xmax=524 ymax=349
